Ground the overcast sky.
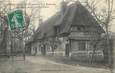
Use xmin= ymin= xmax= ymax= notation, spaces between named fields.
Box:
xmin=9 ymin=0 xmax=115 ymax=32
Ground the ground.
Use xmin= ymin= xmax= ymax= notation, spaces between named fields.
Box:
xmin=0 ymin=56 xmax=111 ymax=73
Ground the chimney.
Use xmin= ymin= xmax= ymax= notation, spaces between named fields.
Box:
xmin=61 ymin=0 xmax=68 ymax=14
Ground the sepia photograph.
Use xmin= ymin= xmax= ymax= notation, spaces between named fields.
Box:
xmin=0 ymin=0 xmax=115 ymax=73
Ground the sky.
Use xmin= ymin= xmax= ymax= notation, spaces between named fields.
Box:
xmin=7 ymin=0 xmax=115 ymax=32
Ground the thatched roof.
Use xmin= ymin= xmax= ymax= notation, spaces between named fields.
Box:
xmin=33 ymin=2 xmax=105 ymax=42
xmin=59 ymin=2 xmax=104 ymax=35
xmin=33 ymin=12 xmax=62 ymax=41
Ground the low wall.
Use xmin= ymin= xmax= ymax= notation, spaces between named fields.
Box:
xmin=70 ymin=50 xmax=104 ymax=62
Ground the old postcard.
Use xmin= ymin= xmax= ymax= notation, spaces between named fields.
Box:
xmin=0 ymin=0 xmax=115 ymax=73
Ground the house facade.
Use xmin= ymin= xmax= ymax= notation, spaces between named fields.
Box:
xmin=32 ymin=2 xmax=105 ymax=61
xmin=56 ymin=2 xmax=105 ymax=61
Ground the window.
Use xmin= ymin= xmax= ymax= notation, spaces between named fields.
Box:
xmin=77 ymin=27 xmax=81 ymax=31
xmin=71 ymin=27 xmax=77 ymax=31
xmin=78 ymin=41 xmax=86 ymax=50
xmin=54 ymin=27 xmax=60 ymax=34
xmin=71 ymin=26 xmax=86 ymax=32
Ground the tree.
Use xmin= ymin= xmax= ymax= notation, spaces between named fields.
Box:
xmin=0 ymin=0 xmax=10 ymax=55
xmin=85 ymin=0 xmax=114 ymax=67
xmin=0 ymin=0 xmax=31 ymax=57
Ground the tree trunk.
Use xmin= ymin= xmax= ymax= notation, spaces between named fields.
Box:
xmin=0 ymin=29 xmax=8 ymax=55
